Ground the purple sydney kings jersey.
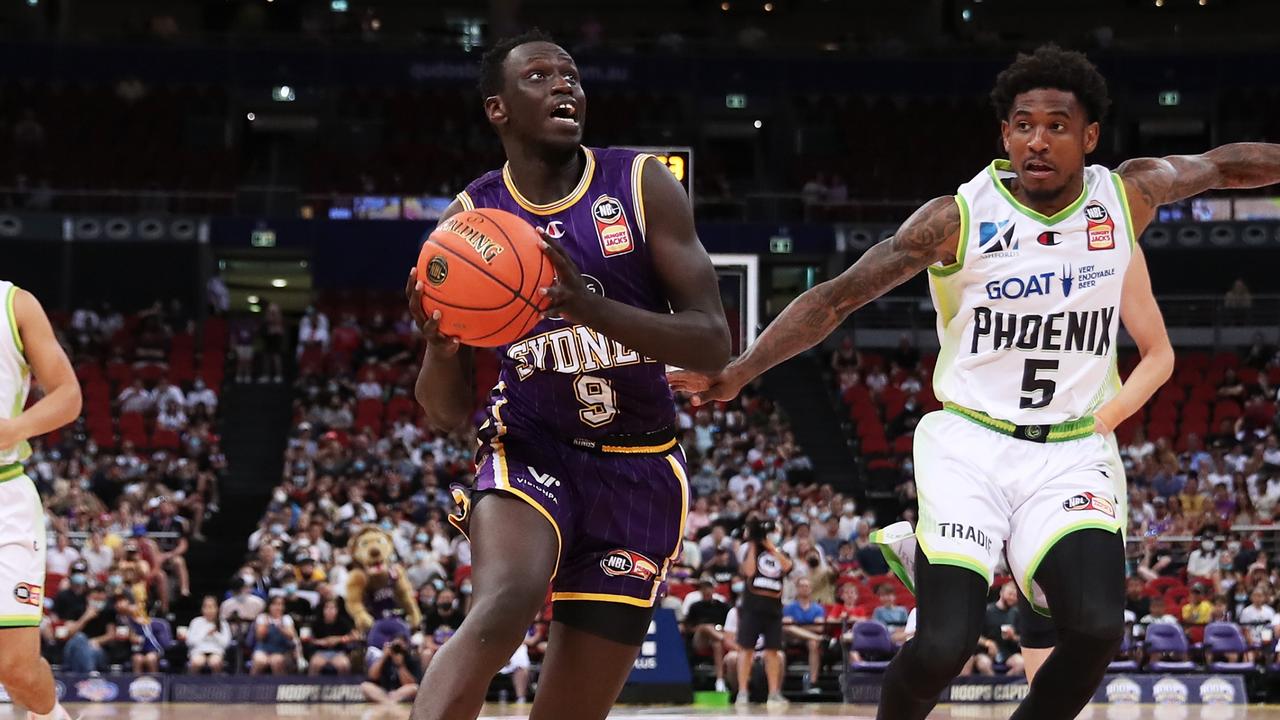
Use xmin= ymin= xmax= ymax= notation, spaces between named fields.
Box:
xmin=457 ymin=147 xmax=676 ymax=443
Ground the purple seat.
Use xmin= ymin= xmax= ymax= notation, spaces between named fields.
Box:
xmin=1144 ymin=623 xmax=1197 ymax=672
xmin=1203 ymin=622 xmax=1256 ymax=673
xmin=849 ymin=621 xmax=894 ymax=672
xmin=1108 ymin=634 xmax=1139 ymax=673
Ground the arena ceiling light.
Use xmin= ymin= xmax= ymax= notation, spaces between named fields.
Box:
xmin=273 ymin=85 xmax=297 ymax=102
xmin=271 ymin=278 xmax=288 ymax=288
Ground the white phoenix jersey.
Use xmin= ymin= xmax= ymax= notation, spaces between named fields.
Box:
xmin=0 ymin=281 xmax=31 ymax=464
xmin=929 ymin=160 xmax=1135 ymax=425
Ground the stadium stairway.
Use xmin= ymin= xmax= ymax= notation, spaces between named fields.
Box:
xmin=184 ymin=381 xmax=294 ymax=603
xmin=761 ymin=354 xmax=859 ymax=495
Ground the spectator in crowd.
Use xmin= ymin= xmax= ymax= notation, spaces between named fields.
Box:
xmin=252 ymin=596 xmax=299 ymax=675
xmin=1237 ymin=587 xmax=1278 ymax=650
xmin=1123 ymin=576 xmax=1151 ymax=620
xmin=782 ymin=577 xmax=826 ymax=695
xmin=972 ymin=582 xmax=1024 ymax=677
xmin=186 ymin=596 xmax=232 ymax=674
xmin=260 ymin=302 xmax=287 ymax=383
xmin=234 ymin=324 xmax=256 ymax=384
xmin=1186 ymin=534 xmax=1222 ymax=586
xmin=46 ymin=533 xmax=81 ymax=583
xmin=683 ymin=579 xmax=732 ymax=692
xmin=1182 ymin=584 xmax=1214 ymax=627
xmin=361 ymin=638 xmax=420 ymax=705
xmin=1223 ymin=278 xmax=1253 ymax=310
xmin=59 ymin=585 xmax=112 ymax=673
xmin=297 ymin=306 xmax=330 ymax=358
xmin=306 ymin=598 xmax=355 ymax=676
xmin=206 ymin=273 xmax=230 ymax=315
xmin=871 ymin=584 xmax=909 ymax=631
xmin=853 ymin=525 xmax=889 ymax=576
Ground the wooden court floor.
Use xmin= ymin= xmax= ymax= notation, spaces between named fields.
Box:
xmin=10 ymin=703 xmax=1279 ymax=719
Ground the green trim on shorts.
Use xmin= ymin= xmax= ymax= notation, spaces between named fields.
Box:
xmin=871 ymin=524 xmax=917 ymax=596
xmin=943 ymin=402 xmax=1096 ymax=442
xmin=1021 ymin=521 xmax=1122 ymax=617
xmin=0 ymin=615 xmax=41 ymax=627
xmin=917 ymin=533 xmax=992 ymax=585
xmin=0 ymin=463 xmax=23 ymax=483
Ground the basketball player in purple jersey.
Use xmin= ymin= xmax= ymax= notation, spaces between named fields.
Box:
xmin=405 ymin=30 xmax=730 ymax=720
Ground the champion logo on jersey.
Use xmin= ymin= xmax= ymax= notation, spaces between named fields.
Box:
xmin=978 ymin=220 xmax=1019 ymax=258
xmin=1037 ymin=231 xmax=1062 ymax=246
xmin=543 ymin=220 xmax=566 ymax=239
xmin=592 ymin=194 xmax=634 ymax=257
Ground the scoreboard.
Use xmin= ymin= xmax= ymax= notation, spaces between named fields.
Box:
xmin=619 ymin=146 xmax=693 ymax=202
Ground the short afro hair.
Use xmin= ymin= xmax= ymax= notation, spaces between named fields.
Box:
xmin=990 ymin=44 xmax=1110 ymax=124
xmin=478 ymin=28 xmax=557 ymax=100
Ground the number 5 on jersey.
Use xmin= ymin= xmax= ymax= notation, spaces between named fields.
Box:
xmin=575 ymin=374 xmax=618 ymax=426
xmin=1020 ymin=359 xmax=1058 ymax=410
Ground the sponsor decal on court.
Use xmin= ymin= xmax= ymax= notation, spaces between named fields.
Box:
xmin=600 ymin=549 xmax=659 ymax=580
xmin=13 ymin=581 xmax=41 ymax=607
xmin=1105 ymin=676 xmax=1142 ymax=703
xmin=591 ymin=195 xmax=634 ymax=257
xmin=1199 ymin=676 xmax=1237 ymax=704
xmin=75 ymin=678 xmax=120 ymax=702
xmin=1153 ymin=676 xmax=1189 ymax=704
xmin=1085 ymin=201 xmax=1115 ymax=250
xmin=1062 ymin=492 xmax=1116 ymax=518
xmin=128 ymin=676 xmax=164 ymax=703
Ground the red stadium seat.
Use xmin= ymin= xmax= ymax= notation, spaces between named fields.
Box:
xmin=891 ymin=435 xmax=914 ymax=455
xmin=151 ymin=428 xmax=181 ymax=450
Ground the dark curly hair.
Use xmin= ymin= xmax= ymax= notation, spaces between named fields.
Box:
xmin=990 ymin=44 xmax=1111 ymax=124
xmin=478 ymin=28 xmax=557 ymax=100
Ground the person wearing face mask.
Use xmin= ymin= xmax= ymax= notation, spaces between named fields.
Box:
xmin=220 ymin=575 xmax=266 ymax=625
xmin=734 ymin=515 xmax=793 ymax=708
xmin=1187 ymin=534 xmax=1222 ymax=586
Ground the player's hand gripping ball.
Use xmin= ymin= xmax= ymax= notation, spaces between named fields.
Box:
xmin=414 ymin=209 xmax=555 ymax=347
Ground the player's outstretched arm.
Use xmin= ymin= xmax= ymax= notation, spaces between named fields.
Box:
xmin=1094 ymin=245 xmax=1174 ymax=436
xmin=669 ymin=196 xmax=961 ymax=404
xmin=539 ymin=157 xmax=731 ymax=373
xmin=410 ymin=199 xmax=475 ymax=433
xmin=0 ymin=289 xmax=81 ymax=450
xmin=1118 ymin=143 xmax=1280 ymax=233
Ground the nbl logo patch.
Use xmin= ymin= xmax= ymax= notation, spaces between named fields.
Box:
xmin=1062 ymin=491 xmax=1115 ymax=518
xmin=600 ymin=549 xmax=659 ymax=581
xmin=592 ymin=195 xmax=635 ymax=257
xmin=1084 ymin=201 xmax=1115 ymax=251
xmin=13 ymin=582 xmax=41 ymax=607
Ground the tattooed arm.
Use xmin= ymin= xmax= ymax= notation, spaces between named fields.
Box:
xmin=668 ymin=196 xmax=961 ymax=404
xmin=1118 ymin=143 xmax=1280 ymax=235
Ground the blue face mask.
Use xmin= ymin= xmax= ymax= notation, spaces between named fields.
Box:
xmin=731 ymin=582 xmax=745 ymax=593
xmin=380 ymin=520 xmax=394 ymax=532
xmin=108 ymin=575 xmax=123 ymax=586
xmin=416 ymin=533 xmax=429 ymax=544
xmin=766 ymin=507 xmax=779 ymax=519
xmin=71 ymin=573 xmax=87 ymax=586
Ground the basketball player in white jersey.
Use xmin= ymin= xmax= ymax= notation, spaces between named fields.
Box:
xmin=670 ymin=44 xmax=1280 ymax=719
xmin=0 ymin=282 xmax=81 ymax=720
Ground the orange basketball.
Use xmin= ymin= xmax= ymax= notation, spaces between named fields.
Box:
xmin=416 ymin=208 xmax=555 ymax=347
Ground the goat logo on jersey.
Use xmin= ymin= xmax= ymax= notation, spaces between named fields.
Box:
xmin=1060 ymin=265 xmax=1074 ymax=297
xmin=592 ymin=195 xmax=634 ymax=257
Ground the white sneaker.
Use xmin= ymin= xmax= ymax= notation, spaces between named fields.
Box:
xmin=715 ymin=678 xmax=728 ymax=693
xmin=870 ymin=520 xmax=917 ymax=595
xmin=766 ymin=693 xmax=790 ymax=708
xmin=735 ymin=692 xmax=750 ymax=707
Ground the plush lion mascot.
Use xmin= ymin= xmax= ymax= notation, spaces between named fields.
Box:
xmin=343 ymin=527 xmax=422 ymax=631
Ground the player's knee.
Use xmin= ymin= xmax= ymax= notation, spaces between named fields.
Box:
xmin=905 ymin=631 xmax=974 ymax=684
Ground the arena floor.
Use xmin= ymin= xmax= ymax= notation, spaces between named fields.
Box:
xmin=15 ymin=704 xmax=1280 ymax=719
